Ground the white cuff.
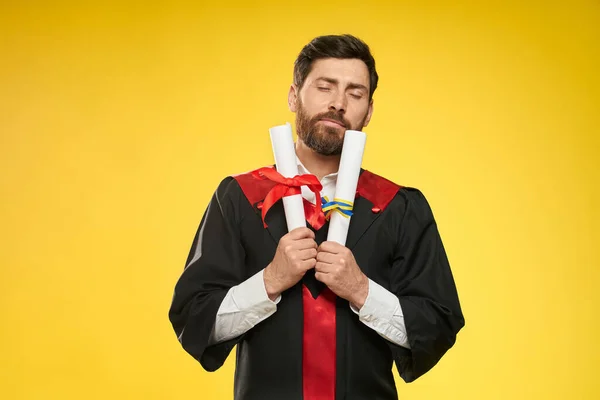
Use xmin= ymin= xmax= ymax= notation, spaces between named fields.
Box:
xmin=355 ymin=279 xmax=400 ymax=321
xmin=228 ymin=269 xmax=281 ymax=312
xmin=349 ymin=279 xmax=410 ymax=349
xmin=210 ymin=269 xmax=280 ymax=344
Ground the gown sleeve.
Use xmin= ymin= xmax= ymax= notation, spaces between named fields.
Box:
xmin=168 ymin=176 xmax=248 ymax=372
xmin=387 ymin=187 xmax=465 ymax=382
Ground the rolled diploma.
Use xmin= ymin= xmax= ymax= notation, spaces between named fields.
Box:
xmin=269 ymin=122 xmax=306 ymax=232
xmin=327 ymin=130 xmax=367 ymax=245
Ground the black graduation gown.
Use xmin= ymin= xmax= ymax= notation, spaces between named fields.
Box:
xmin=168 ymin=167 xmax=465 ymax=400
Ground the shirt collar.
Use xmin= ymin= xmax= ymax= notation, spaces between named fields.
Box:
xmin=296 ymin=156 xmax=339 ymax=180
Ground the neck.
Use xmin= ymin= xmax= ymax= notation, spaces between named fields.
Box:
xmin=295 ymin=139 xmax=340 ymax=180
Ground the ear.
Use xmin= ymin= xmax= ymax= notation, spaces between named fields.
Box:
xmin=288 ymin=84 xmax=298 ymax=112
xmin=362 ymin=99 xmax=374 ymax=127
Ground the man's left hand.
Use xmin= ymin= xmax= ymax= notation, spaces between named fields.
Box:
xmin=315 ymin=241 xmax=369 ymax=309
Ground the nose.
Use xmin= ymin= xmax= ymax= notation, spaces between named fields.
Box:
xmin=329 ymin=91 xmax=347 ymax=114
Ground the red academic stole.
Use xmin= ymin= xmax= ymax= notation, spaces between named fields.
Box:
xmin=233 ymin=166 xmax=400 ymax=400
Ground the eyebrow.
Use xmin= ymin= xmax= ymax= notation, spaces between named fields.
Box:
xmin=315 ymin=77 xmax=368 ymax=92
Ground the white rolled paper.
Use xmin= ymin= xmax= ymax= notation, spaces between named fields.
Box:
xmin=327 ymin=130 xmax=367 ymax=245
xmin=269 ymin=122 xmax=306 ymax=232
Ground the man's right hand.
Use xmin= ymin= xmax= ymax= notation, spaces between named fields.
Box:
xmin=263 ymin=227 xmax=318 ymax=301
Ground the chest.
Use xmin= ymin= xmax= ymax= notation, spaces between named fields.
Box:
xmin=238 ymin=202 xmax=397 ymax=292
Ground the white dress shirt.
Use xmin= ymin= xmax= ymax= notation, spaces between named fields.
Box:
xmin=208 ymin=159 xmax=411 ymax=349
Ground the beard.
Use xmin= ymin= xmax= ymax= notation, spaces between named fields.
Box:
xmin=295 ymin=99 xmax=367 ymax=156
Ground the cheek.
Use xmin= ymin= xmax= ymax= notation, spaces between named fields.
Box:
xmin=302 ymin=92 xmax=331 ymax=113
xmin=348 ymin=104 xmax=370 ymax=125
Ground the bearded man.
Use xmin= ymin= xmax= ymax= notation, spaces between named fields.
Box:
xmin=168 ymin=34 xmax=465 ymax=400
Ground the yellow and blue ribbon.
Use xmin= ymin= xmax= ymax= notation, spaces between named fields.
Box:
xmin=321 ymin=196 xmax=354 ymax=219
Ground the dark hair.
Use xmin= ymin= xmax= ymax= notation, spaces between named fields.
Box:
xmin=293 ymin=34 xmax=378 ymax=101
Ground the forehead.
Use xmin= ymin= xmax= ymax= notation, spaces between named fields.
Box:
xmin=305 ymin=58 xmax=370 ymax=88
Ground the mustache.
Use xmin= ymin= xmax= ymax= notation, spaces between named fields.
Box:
xmin=311 ymin=111 xmax=350 ymax=128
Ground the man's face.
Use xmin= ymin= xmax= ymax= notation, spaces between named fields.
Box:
xmin=289 ymin=58 xmax=374 ymax=156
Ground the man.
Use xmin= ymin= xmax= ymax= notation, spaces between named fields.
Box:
xmin=169 ymin=34 xmax=465 ymax=400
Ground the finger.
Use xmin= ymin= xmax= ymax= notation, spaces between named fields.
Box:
xmin=315 ymin=271 xmax=331 ymax=284
xmin=297 ymin=248 xmax=317 ymax=261
xmin=288 ymin=227 xmax=315 ymax=240
xmin=294 ymin=238 xmax=318 ymax=250
xmin=318 ymin=241 xmax=344 ymax=254
xmin=316 ymin=251 xmax=338 ymax=264
xmin=315 ymin=261 xmax=334 ymax=273
xmin=300 ymin=258 xmax=317 ymax=271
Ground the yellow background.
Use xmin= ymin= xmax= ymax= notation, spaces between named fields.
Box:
xmin=1 ymin=1 xmax=598 ymax=399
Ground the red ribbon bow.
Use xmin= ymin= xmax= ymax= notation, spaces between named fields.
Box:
xmin=251 ymin=167 xmax=326 ymax=230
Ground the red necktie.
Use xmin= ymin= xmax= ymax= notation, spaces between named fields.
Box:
xmin=302 ymin=285 xmax=337 ymax=399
